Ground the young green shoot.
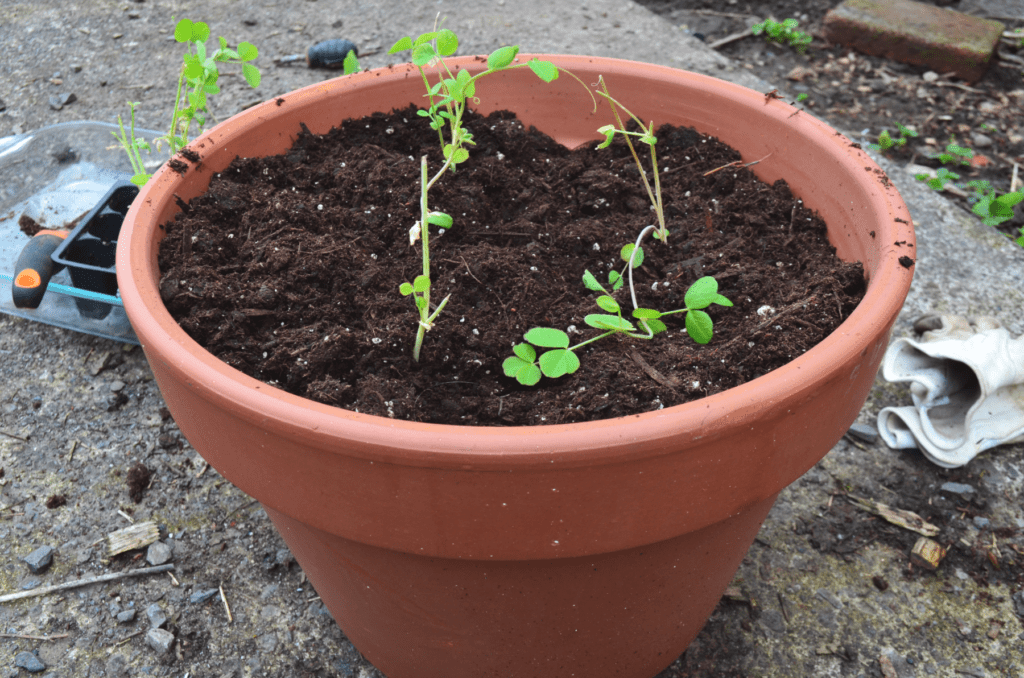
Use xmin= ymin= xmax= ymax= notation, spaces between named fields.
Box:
xmin=503 ymin=276 xmax=732 ymax=385
xmin=389 ymin=23 xmax=590 ymax=362
xmin=114 ymin=18 xmax=261 ymax=186
xmin=869 ymin=122 xmax=917 ymax=153
xmin=751 ymin=18 xmax=813 ymax=53
xmin=593 ymin=76 xmax=667 ymax=243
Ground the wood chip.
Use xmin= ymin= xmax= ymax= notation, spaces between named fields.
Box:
xmin=107 ymin=521 xmax=160 ymax=557
xmin=846 ymin=495 xmax=939 ymax=537
xmin=910 ymin=537 xmax=947 ymax=570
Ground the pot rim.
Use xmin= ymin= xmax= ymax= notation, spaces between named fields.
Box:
xmin=118 ymin=54 xmax=914 ymax=468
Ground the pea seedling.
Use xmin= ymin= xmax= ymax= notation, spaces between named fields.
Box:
xmin=114 ymin=18 xmax=261 ymax=186
xmin=503 ymin=276 xmax=733 ymax=385
xmin=388 ymin=24 xmax=588 ymax=362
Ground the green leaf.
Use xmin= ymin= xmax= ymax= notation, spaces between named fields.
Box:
xmin=415 ymin=296 xmax=428 ymax=311
xmin=539 ymin=349 xmax=580 ymax=379
xmin=642 ymin=318 xmax=668 ymax=335
xmin=436 ymin=29 xmax=458 ymax=56
xmin=412 ymin=43 xmax=437 ymax=66
xmin=584 ymin=314 xmax=635 ymax=332
xmin=512 ymin=343 xmax=537 ymax=363
xmin=416 ymin=109 xmax=431 ymax=118
xmin=238 ymin=41 xmax=258 ymax=61
xmin=183 ymin=54 xmax=204 ymax=80
xmin=342 ymin=49 xmax=358 ymax=74
xmin=595 ymin=295 xmax=620 ymax=314
xmin=413 ymin=274 xmax=431 ymax=293
xmin=399 ymin=282 xmax=414 ymax=296
xmin=684 ymin=276 xmax=718 ymax=310
xmin=443 ymin=145 xmax=469 ymax=164
xmin=713 ymin=293 xmax=733 ymax=307
xmin=130 ymin=172 xmax=151 ymax=187
xmin=389 ymin=36 xmax=413 ymax=54
xmin=515 ymin=363 xmax=542 ymax=386
xmin=632 ymin=308 xmax=662 ymax=319
xmin=620 ymin=243 xmax=644 ymax=268
xmin=608 ymin=270 xmax=623 ymax=291
xmin=426 ymin=211 xmax=453 ymax=228
xmin=528 ymin=59 xmax=559 ymax=83
xmin=685 ymin=310 xmax=714 ymax=344
xmin=596 ymin=124 xmax=615 ymax=150
xmin=487 ymin=45 xmax=519 ymax=70
xmin=191 ymin=21 xmax=210 ymax=43
xmin=503 ymin=356 xmax=527 ymax=378
xmin=217 ymin=48 xmax=239 ymax=61
xmin=203 ymin=82 xmax=221 ymax=95
xmin=174 ymin=19 xmax=194 ymax=43
xmin=523 ymin=327 xmax=569 ymax=349
xmin=456 ymin=69 xmax=475 ymax=99
xmin=242 ymin=63 xmax=261 ymax=88
xmin=413 ymin=32 xmax=438 ymax=47
xmin=995 ymin=191 xmax=1024 ymax=208
xmin=582 ymin=269 xmax=604 ymax=292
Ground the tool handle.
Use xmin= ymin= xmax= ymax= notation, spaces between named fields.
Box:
xmin=12 ymin=230 xmax=67 ymax=309
xmin=306 ymin=39 xmax=358 ymax=69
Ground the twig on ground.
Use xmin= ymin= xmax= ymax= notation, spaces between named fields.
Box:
xmin=0 ymin=633 xmax=70 ymax=641
xmin=114 ymin=629 xmax=147 ymax=646
xmin=1011 ymin=163 xmax=1020 ymax=193
xmin=219 ymin=584 xmax=233 ymax=623
xmin=708 ymin=28 xmax=753 ymax=50
xmin=704 ymin=152 xmax=772 ymax=177
xmin=0 ymin=564 xmax=175 ymax=603
xmin=0 ymin=430 xmax=28 ymax=442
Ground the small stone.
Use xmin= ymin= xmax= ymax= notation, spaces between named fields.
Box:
xmin=970 ymin=132 xmax=993 ymax=148
xmin=23 ymin=545 xmax=55 ymax=573
xmin=972 ymin=516 xmax=990 ymax=529
xmin=847 ymin=422 xmax=878 ymax=443
xmin=109 ymin=380 xmax=126 ymax=393
xmin=14 ymin=651 xmax=45 ymax=673
xmin=145 ymin=603 xmax=167 ymax=628
xmin=145 ymin=628 xmax=175 ymax=654
xmin=116 ymin=609 xmax=137 ymax=624
xmin=189 ymin=588 xmax=219 ymax=604
xmin=145 ymin=541 xmax=172 ymax=566
xmin=786 ymin=65 xmax=815 ymax=81
xmin=921 ymin=71 xmax=938 ymax=82
xmin=1012 ymin=590 xmax=1024 ymax=618
xmin=940 ymin=482 xmax=975 ymax=496
xmin=20 ymin=578 xmax=41 ymax=590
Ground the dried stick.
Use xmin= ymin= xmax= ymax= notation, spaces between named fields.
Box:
xmin=0 ymin=565 xmax=174 ymax=604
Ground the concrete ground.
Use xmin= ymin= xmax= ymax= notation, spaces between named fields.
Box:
xmin=1 ymin=1 xmax=1023 ymax=677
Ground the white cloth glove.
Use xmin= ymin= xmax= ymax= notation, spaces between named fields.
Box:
xmin=877 ymin=314 xmax=1024 ymax=468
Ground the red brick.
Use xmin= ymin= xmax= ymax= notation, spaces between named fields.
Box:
xmin=823 ymin=0 xmax=1004 ymax=83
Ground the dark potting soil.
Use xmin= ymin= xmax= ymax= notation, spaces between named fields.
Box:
xmin=158 ymin=105 xmax=867 ymax=426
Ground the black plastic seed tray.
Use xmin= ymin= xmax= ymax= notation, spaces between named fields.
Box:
xmin=50 ymin=180 xmax=138 ymax=319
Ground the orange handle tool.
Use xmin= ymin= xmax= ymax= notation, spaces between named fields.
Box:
xmin=12 ymin=229 xmax=68 ymax=309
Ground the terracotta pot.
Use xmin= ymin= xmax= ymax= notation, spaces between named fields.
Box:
xmin=117 ymin=56 xmax=914 ymax=678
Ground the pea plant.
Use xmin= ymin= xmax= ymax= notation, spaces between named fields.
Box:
xmin=503 ymin=274 xmax=733 ymax=385
xmin=114 ymin=18 xmax=261 ymax=186
xmin=388 ymin=26 xmax=584 ymax=362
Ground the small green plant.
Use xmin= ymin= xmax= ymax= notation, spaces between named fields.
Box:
xmin=503 ymin=276 xmax=732 ymax=385
xmin=795 ymin=92 xmax=809 ymax=103
xmin=751 ymin=18 xmax=813 ymax=53
xmin=915 ymin=166 xmax=961 ymax=191
xmin=934 ymin=141 xmax=973 ymax=166
xmin=342 ymin=49 xmax=360 ymax=75
xmin=868 ymin=122 xmax=917 ymax=153
xmin=967 ymin=185 xmax=1024 ymax=227
xmin=114 ymin=18 xmax=261 ymax=186
xmin=388 ymin=25 xmax=585 ymax=362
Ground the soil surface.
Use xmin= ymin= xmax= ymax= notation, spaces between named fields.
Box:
xmin=157 ymin=106 xmax=864 ymax=425
xmin=637 ymin=0 xmax=1024 ymax=242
